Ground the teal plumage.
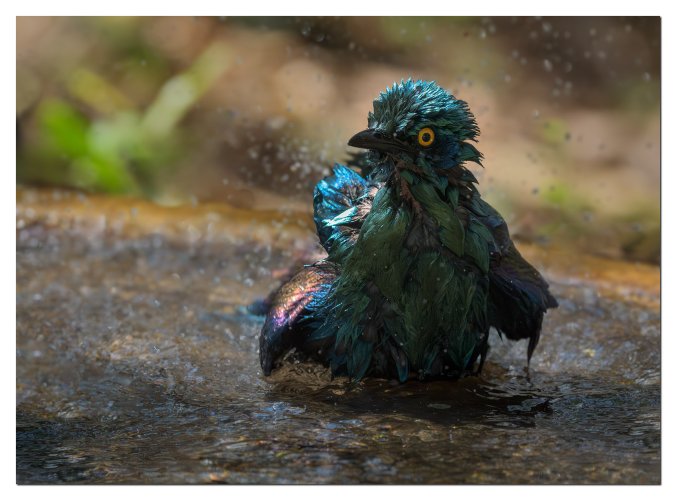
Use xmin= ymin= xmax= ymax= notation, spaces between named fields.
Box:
xmin=259 ymin=79 xmax=557 ymax=382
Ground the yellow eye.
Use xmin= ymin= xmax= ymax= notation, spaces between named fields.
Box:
xmin=417 ymin=127 xmax=435 ymax=147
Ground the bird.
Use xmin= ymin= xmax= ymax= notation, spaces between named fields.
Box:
xmin=259 ymin=79 xmax=557 ymax=382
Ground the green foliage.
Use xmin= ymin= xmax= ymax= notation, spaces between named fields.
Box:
xmin=541 ymin=181 xmax=592 ymax=211
xmin=35 ymin=99 xmax=139 ymax=193
xmin=18 ymin=41 xmax=232 ymax=200
xmin=539 ymin=118 xmax=569 ymax=146
xmin=38 ymin=100 xmax=88 ymax=157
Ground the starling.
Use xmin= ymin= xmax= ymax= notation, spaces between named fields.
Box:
xmin=259 ymin=79 xmax=557 ymax=382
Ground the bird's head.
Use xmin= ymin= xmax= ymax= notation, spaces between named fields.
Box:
xmin=348 ymin=79 xmax=482 ymax=172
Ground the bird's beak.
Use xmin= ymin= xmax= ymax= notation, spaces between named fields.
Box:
xmin=348 ymin=128 xmax=413 ymax=154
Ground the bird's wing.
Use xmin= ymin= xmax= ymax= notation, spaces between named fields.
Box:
xmin=313 ymin=164 xmax=377 ymax=258
xmin=259 ymin=261 xmax=338 ymax=375
xmin=471 ymin=197 xmax=558 ymax=361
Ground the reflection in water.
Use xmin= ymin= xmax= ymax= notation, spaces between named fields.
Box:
xmin=16 ymin=213 xmax=660 ymax=484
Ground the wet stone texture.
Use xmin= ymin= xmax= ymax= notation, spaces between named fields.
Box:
xmin=16 ymin=189 xmax=660 ymax=484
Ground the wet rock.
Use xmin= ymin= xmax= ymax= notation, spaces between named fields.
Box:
xmin=17 ymin=188 xmax=660 ymax=484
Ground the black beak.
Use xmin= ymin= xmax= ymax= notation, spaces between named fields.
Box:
xmin=348 ymin=128 xmax=413 ymax=154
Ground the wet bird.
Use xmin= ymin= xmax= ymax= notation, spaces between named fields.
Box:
xmin=259 ymin=79 xmax=557 ymax=382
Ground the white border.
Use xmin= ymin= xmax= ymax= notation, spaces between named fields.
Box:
xmin=5 ymin=2 xmax=670 ymax=498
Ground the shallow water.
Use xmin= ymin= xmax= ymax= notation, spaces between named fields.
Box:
xmin=16 ymin=190 xmax=660 ymax=484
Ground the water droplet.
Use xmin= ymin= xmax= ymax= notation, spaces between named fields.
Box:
xmin=428 ymin=403 xmax=451 ymax=410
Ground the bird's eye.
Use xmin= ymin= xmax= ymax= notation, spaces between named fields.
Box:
xmin=417 ymin=127 xmax=435 ymax=147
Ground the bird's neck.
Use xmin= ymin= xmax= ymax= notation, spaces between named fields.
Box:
xmin=386 ymin=164 xmax=473 ymax=257
xmin=392 ymin=166 xmax=466 ymax=215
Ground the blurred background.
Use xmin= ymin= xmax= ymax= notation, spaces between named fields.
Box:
xmin=16 ymin=16 xmax=660 ymax=263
